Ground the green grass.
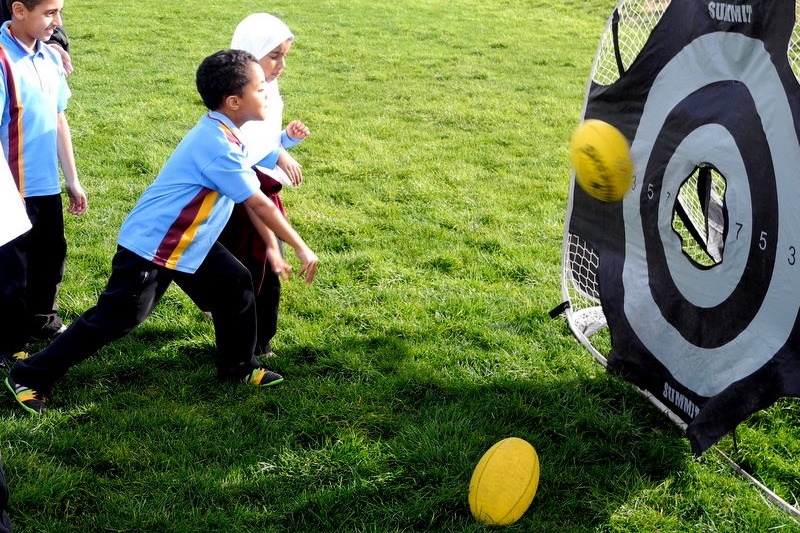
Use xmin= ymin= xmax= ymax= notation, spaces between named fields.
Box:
xmin=2 ymin=0 xmax=799 ymax=531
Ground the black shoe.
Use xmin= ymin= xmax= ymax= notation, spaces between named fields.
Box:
xmin=242 ymin=367 xmax=284 ymax=387
xmin=5 ymin=375 xmax=45 ymax=415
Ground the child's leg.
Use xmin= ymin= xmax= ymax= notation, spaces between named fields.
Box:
xmin=175 ymin=242 xmax=259 ymax=380
xmin=10 ymin=247 xmax=173 ymax=395
xmin=232 ymin=240 xmax=280 ymax=356
xmin=23 ymin=194 xmax=67 ymax=338
xmin=218 ymin=202 xmax=277 ymax=355
xmin=0 ymin=234 xmax=28 ymax=359
xmin=255 ymin=267 xmax=281 ymax=355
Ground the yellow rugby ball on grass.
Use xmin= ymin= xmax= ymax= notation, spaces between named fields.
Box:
xmin=468 ymin=437 xmax=540 ymax=526
xmin=569 ymin=119 xmax=634 ymax=202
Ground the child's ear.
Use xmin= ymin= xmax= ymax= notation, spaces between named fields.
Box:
xmin=224 ymin=94 xmax=240 ymax=111
xmin=10 ymin=1 xmax=27 ymax=19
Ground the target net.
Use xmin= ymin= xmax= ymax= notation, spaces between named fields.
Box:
xmin=562 ymin=0 xmax=800 ymax=357
xmin=559 ymin=0 xmax=800 ymax=516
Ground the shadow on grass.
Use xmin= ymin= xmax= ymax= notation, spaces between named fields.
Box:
xmin=4 ymin=328 xmax=692 ymax=532
xmin=260 ymin=334 xmax=689 ymax=532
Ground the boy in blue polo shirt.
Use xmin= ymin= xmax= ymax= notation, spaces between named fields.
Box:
xmin=0 ymin=0 xmax=87 ymax=368
xmin=5 ymin=48 xmax=319 ymax=414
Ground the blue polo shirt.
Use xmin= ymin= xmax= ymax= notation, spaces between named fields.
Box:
xmin=0 ymin=22 xmax=70 ymax=197
xmin=118 ymin=112 xmax=260 ymax=273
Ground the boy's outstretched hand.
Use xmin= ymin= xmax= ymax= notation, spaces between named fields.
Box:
xmin=66 ymin=180 xmax=87 ymax=215
xmin=294 ymin=246 xmax=319 ymax=284
xmin=268 ymin=245 xmax=318 ymax=284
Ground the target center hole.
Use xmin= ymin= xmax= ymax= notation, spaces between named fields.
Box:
xmin=671 ymin=164 xmax=727 ymax=268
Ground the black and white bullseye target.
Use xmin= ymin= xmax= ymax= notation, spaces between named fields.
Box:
xmin=560 ymin=0 xmax=800 ymax=455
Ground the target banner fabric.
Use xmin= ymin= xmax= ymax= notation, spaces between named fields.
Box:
xmin=568 ymin=0 xmax=800 ymax=455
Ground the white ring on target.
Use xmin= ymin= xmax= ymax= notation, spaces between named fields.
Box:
xmin=661 ymin=126 xmax=750 ymax=307
xmin=622 ymin=32 xmax=800 ymax=397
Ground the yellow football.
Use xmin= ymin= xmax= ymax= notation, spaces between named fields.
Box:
xmin=569 ymin=119 xmax=634 ymax=202
xmin=468 ymin=437 xmax=540 ymax=526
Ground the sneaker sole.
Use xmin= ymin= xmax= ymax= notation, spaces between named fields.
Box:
xmin=4 ymin=377 xmax=43 ymax=415
xmin=258 ymin=376 xmax=284 ymax=387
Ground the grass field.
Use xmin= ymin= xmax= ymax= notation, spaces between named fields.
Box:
xmin=2 ymin=0 xmax=800 ymax=531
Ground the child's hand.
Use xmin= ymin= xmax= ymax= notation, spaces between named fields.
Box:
xmin=48 ymin=43 xmax=73 ymax=75
xmin=294 ymin=246 xmax=319 ymax=284
xmin=66 ymin=180 xmax=87 ymax=215
xmin=286 ymin=120 xmax=310 ymax=140
xmin=277 ymin=151 xmax=304 ymax=186
xmin=266 ymin=247 xmax=292 ymax=281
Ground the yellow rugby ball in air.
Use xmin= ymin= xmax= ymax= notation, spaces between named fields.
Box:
xmin=569 ymin=119 xmax=634 ymax=202
xmin=468 ymin=437 xmax=540 ymax=526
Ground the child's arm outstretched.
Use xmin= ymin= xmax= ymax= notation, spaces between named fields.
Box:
xmin=243 ymin=191 xmax=318 ymax=283
xmin=56 ymin=112 xmax=87 ymax=215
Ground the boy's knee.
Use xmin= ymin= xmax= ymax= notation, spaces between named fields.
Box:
xmin=223 ymin=267 xmax=256 ymax=296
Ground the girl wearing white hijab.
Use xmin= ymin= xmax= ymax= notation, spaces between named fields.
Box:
xmin=233 ymin=12 xmax=309 ymax=187
xmin=218 ymin=13 xmax=311 ymax=358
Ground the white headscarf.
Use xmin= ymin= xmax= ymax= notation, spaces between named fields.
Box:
xmin=231 ymin=13 xmax=294 ymax=169
xmin=231 ymin=13 xmax=293 ymax=62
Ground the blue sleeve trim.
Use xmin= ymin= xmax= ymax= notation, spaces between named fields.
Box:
xmin=256 ymin=148 xmax=282 ymax=169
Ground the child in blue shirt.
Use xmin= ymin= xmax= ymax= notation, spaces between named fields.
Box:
xmin=5 ymin=48 xmax=319 ymax=415
xmin=0 ymin=0 xmax=87 ymax=367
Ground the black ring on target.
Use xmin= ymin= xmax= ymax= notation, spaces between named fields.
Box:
xmin=640 ymin=81 xmax=778 ymax=348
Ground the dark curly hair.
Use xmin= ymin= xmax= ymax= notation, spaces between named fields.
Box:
xmin=7 ymin=0 xmax=46 ymax=12
xmin=195 ymin=49 xmax=258 ymax=111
